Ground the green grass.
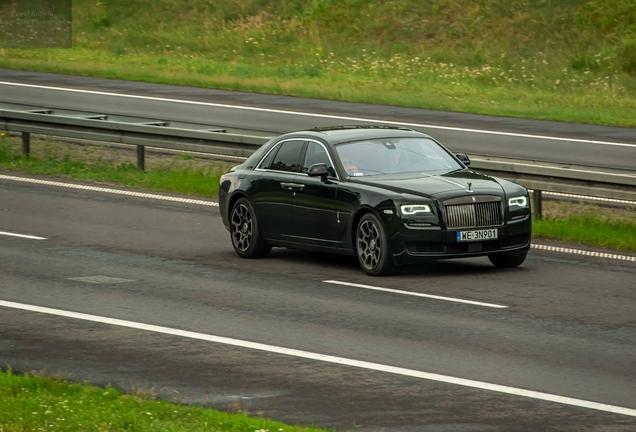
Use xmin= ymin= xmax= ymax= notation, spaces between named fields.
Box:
xmin=0 ymin=135 xmax=233 ymax=198
xmin=0 ymin=368 xmax=328 ymax=432
xmin=533 ymin=203 xmax=636 ymax=252
xmin=0 ymin=0 xmax=635 ymax=126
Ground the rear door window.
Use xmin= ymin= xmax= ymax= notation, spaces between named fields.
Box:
xmin=258 ymin=144 xmax=278 ymax=169
xmin=267 ymin=140 xmax=305 ymax=173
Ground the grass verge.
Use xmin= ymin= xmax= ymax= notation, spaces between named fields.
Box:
xmin=0 ymin=0 xmax=635 ymax=127
xmin=533 ymin=202 xmax=636 ymax=253
xmin=0 ymin=368 xmax=327 ymax=432
xmin=1 ymin=134 xmax=634 ymax=253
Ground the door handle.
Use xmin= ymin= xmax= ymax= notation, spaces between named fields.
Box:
xmin=280 ymin=182 xmax=305 ymax=190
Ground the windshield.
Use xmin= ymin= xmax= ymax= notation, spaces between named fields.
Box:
xmin=335 ymin=137 xmax=463 ymax=176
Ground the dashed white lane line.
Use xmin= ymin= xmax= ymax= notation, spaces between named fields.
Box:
xmin=2 ymin=174 xmax=635 ymax=263
xmin=68 ymin=276 xmax=134 ymax=284
xmin=0 ymin=299 xmax=634 ymax=418
xmin=531 ymin=244 xmax=636 ymax=262
xmin=0 ymin=230 xmax=47 ymax=240
xmin=1 ymin=81 xmax=635 ymax=149
xmin=324 ymin=280 xmax=508 ymax=308
xmin=0 ymin=174 xmax=218 ymax=207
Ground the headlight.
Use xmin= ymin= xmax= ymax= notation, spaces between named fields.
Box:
xmin=400 ymin=204 xmax=432 ymax=215
xmin=508 ymin=196 xmax=528 ymax=208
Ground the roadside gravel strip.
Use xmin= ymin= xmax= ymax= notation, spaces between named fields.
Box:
xmin=1 ymin=173 xmax=635 ymax=263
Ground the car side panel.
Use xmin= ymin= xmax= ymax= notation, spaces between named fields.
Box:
xmin=332 ymin=182 xmax=401 ymax=250
xmin=248 ymin=171 xmax=297 ymax=241
xmin=290 ymin=176 xmax=344 ymax=247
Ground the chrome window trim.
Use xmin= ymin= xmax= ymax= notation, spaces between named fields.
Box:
xmin=254 ymin=138 xmax=340 ymax=181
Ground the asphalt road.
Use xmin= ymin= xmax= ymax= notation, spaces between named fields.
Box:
xmin=1 ymin=175 xmax=635 ymax=431
xmin=0 ymin=68 xmax=635 ymax=171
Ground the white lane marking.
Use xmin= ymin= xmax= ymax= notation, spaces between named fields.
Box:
xmin=1 ymin=81 xmax=635 ymax=149
xmin=2 ymin=174 xmax=635 ymax=263
xmin=68 ymin=276 xmax=134 ymax=284
xmin=323 ymin=280 xmax=508 ymax=309
xmin=531 ymin=244 xmax=636 ymax=262
xmin=0 ymin=299 xmax=634 ymax=418
xmin=0 ymin=174 xmax=219 ymax=207
xmin=0 ymin=230 xmax=47 ymax=240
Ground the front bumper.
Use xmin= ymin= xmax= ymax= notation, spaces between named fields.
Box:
xmin=388 ymin=216 xmax=532 ymax=265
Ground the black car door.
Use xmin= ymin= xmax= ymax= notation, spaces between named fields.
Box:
xmin=290 ymin=140 xmax=346 ymax=248
xmin=249 ymin=139 xmax=305 ymax=241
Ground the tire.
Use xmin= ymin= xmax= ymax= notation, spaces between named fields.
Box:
xmin=355 ymin=212 xmax=394 ymax=276
xmin=488 ymin=252 xmax=527 ymax=268
xmin=229 ymin=198 xmax=271 ymax=258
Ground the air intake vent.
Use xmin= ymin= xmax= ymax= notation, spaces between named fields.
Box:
xmin=445 ymin=199 xmax=503 ymax=229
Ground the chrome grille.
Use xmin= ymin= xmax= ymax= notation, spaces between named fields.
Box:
xmin=445 ymin=201 xmax=502 ymax=229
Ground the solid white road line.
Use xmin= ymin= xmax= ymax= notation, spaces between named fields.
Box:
xmin=323 ymin=280 xmax=508 ymax=308
xmin=0 ymin=299 xmax=634 ymax=418
xmin=1 ymin=81 xmax=635 ymax=149
xmin=0 ymin=174 xmax=219 ymax=207
xmin=0 ymin=230 xmax=47 ymax=240
xmin=2 ymin=174 xmax=635 ymax=263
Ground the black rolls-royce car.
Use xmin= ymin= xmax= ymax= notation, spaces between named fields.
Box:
xmin=219 ymin=126 xmax=531 ymax=275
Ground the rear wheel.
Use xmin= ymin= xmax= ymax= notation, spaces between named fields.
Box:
xmin=230 ymin=198 xmax=271 ymax=258
xmin=356 ymin=213 xmax=394 ymax=276
xmin=488 ymin=252 xmax=527 ymax=268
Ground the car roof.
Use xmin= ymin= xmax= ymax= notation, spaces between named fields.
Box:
xmin=279 ymin=125 xmax=431 ymax=146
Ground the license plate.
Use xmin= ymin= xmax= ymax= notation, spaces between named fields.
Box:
xmin=457 ymin=228 xmax=498 ymax=242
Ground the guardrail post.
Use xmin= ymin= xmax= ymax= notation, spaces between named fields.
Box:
xmin=22 ymin=132 xmax=30 ymax=156
xmin=136 ymin=145 xmax=145 ymax=171
xmin=533 ymin=190 xmax=542 ymax=220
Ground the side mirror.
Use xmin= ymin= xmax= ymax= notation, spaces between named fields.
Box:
xmin=455 ymin=153 xmax=471 ymax=166
xmin=307 ymin=163 xmax=329 ymax=181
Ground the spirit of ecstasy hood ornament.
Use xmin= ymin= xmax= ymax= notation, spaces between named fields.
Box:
xmin=466 ymin=182 xmax=473 ymax=193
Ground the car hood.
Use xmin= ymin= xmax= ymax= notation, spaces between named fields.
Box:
xmin=349 ymin=170 xmax=503 ymax=199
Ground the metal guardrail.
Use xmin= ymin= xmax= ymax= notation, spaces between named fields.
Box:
xmin=470 ymin=158 xmax=636 ymax=212
xmin=1 ymin=103 xmax=635 ymax=217
xmin=0 ymin=103 xmax=270 ymax=169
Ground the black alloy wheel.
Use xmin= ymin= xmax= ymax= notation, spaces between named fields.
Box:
xmin=488 ymin=252 xmax=527 ymax=268
xmin=230 ymin=198 xmax=271 ymax=258
xmin=356 ymin=213 xmax=394 ymax=276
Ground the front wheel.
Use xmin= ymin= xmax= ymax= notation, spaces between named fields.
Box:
xmin=488 ymin=252 xmax=527 ymax=268
xmin=356 ymin=213 xmax=394 ymax=276
xmin=230 ymin=198 xmax=271 ymax=258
